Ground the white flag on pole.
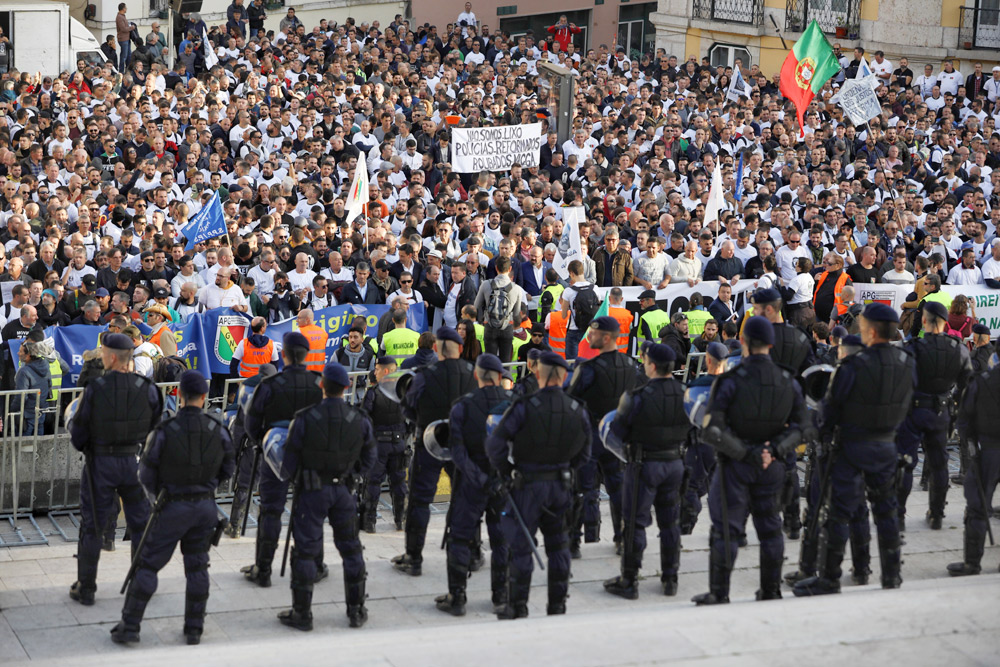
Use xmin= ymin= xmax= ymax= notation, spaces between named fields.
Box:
xmin=202 ymin=28 xmax=218 ymax=69
xmin=344 ymin=165 xmax=370 ymax=224
xmin=703 ymin=166 xmax=725 ymax=230
xmin=726 ymin=68 xmax=753 ymax=102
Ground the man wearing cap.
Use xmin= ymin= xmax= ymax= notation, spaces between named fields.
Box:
xmin=69 ymin=333 xmax=162 ymax=606
xmin=486 ymin=350 xmax=591 ymax=618
xmin=636 ymin=289 xmax=669 ymax=345
xmin=435 ymin=354 xmax=513 ymax=616
xmin=240 ymin=331 xmax=324 ymax=587
xmin=794 ymin=304 xmax=914 ymax=597
xmin=231 ymin=317 xmax=279 ymax=378
xmin=360 ymin=356 xmax=408 ymax=532
xmin=143 ymin=302 xmax=177 ymax=357
xmin=751 ymin=286 xmax=815 ymax=539
xmin=947 ymin=347 xmax=1000 ymax=576
xmin=896 ymin=301 xmax=972 ymax=531
xmin=111 ymin=371 xmax=235 ymax=645
xmin=567 ymin=315 xmax=639 ymax=554
xmin=969 ymin=324 xmax=994 ymax=372
xmin=392 ymin=327 xmax=476 ymax=575
xmin=603 ymin=342 xmax=691 ymax=599
xmin=679 ymin=341 xmax=728 ymax=535
xmin=276 ymin=361 xmax=376 ymax=631
xmin=694 ymin=316 xmax=805 ymax=605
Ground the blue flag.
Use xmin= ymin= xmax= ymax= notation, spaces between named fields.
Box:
xmin=734 ymin=152 xmax=744 ymax=202
xmin=183 ymin=191 xmax=226 ymax=251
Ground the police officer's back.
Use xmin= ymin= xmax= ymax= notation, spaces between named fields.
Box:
xmin=392 ymin=326 xmax=475 ymax=575
xmin=360 ymin=356 xmax=409 ymax=531
xmin=486 ymin=351 xmax=591 ymax=619
xmin=225 ymin=363 xmax=277 ymax=538
xmin=277 ymin=362 xmax=376 ymax=631
xmin=69 ymin=333 xmax=162 ymax=607
xmin=111 ymin=371 xmax=235 ymax=645
xmin=241 ymin=332 xmax=323 ymax=587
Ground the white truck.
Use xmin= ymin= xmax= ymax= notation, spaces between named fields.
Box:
xmin=0 ymin=1 xmax=106 ymax=74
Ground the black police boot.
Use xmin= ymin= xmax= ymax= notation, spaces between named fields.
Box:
xmin=109 ymin=621 xmax=141 ymax=645
xmin=278 ymin=582 xmax=314 ymax=632
xmin=345 ymin=572 xmax=368 ymax=628
xmin=314 ymin=553 xmax=329 ymax=583
xmin=102 ymin=533 xmax=116 ymax=552
xmin=241 ymin=538 xmax=276 ymax=587
xmin=491 ymin=561 xmax=508 ymax=614
xmin=947 ymin=520 xmax=983 ymax=576
xmin=849 ymin=533 xmax=872 ymax=585
xmin=569 ymin=535 xmax=582 ymax=559
xmin=111 ymin=587 xmax=151 ymax=644
xmin=783 ymin=510 xmax=802 ymax=541
xmin=878 ymin=533 xmax=903 ymax=589
xmin=69 ymin=580 xmax=96 ymax=606
xmin=497 ymin=571 xmax=530 ymax=620
xmin=226 ymin=487 xmax=249 ymax=538
xmin=183 ymin=594 xmax=207 ymax=645
xmin=362 ymin=511 xmax=377 ymax=534
xmin=793 ymin=533 xmax=844 ymax=597
xmin=391 ymin=552 xmax=422 ymax=576
xmin=392 ymin=494 xmax=405 ymax=531
xmin=757 ymin=549 xmax=783 ymax=601
xmin=436 ymin=564 xmax=468 ymax=616
xmin=604 ymin=551 xmax=640 ymax=600
xmin=660 ymin=540 xmax=680 ymax=596
xmin=784 ymin=527 xmax=818 ymax=585
xmin=692 ymin=560 xmax=730 ymax=605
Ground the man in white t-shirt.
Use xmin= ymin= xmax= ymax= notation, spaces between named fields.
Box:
xmin=558 ymin=260 xmax=593 ymax=360
xmin=775 ymin=231 xmax=810 ymax=282
xmin=457 ymin=2 xmax=477 ymax=37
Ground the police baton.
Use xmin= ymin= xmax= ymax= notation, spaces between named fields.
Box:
xmin=121 ymin=488 xmax=168 ymax=595
xmin=240 ymin=444 xmax=262 ymax=537
xmin=623 ymin=444 xmax=643 ymax=566
xmin=808 ymin=432 xmax=839 ymax=548
xmin=280 ymin=470 xmax=301 ymax=578
xmin=717 ymin=458 xmax=732 ymax=571
xmin=501 ymin=486 xmax=545 ymax=570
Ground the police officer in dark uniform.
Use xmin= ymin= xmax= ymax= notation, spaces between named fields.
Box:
xmin=948 ymin=356 xmax=1000 ymax=576
xmin=111 ymin=371 xmax=235 ymax=645
xmin=679 ymin=342 xmax=728 ymax=535
xmin=969 ymin=324 xmax=994 ymax=372
xmin=69 ymin=333 xmax=162 ymax=606
xmin=567 ymin=316 xmax=638 ymax=554
xmin=693 ymin=316 xmax=806 ymax=605
xmin=436 ymin=354 xmax=512 ymax=616
xmin=391 ymin=326 xmax=476 ymax=575
xmin=360 ymin=356 xmax=408 ymax=532
xmin=277 ymin=362 xmax=377 ymax=631
xmin=896 ymin=301 xmax=972 ymax=530
xmin=486 ymin=351 xmax=591 ymax=619
xmin=226 ymin=363 xmax=277 ymax=537
xmin=241 ymin=332 xmax=323 ymax=587
xmin=794 ymin=304 xmax=914 ymax=596
xmin=752 ymin=287 xmax=815 ymax=540
xmin=604 ymin=343 xmax=690 ymax=599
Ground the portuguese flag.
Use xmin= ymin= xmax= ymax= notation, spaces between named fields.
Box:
xmin=779 ymin=20 xmax=840 ymax=139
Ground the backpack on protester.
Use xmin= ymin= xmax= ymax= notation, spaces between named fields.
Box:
xmin=486 ymin=279 xmax=514 ymax=329
xmin=572 ymin=284 xmax=601 ymax=330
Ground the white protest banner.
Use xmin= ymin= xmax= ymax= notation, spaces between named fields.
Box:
xmin=833 ymin=76 xmax=882 ymax=125
xmin=552 ymin=206 xmax=585 ymax=279
xmin=1 ymin=280 xmax=20 ymax=305
xmin=451 ymin=123 xmax=543 ymax=173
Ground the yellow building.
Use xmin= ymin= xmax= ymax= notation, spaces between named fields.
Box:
xmin=651 ymin=0 xmax=999 ymax=76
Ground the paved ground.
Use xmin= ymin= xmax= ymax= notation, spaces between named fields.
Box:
xmin=1 ymin=475 xmax=998 ymax=664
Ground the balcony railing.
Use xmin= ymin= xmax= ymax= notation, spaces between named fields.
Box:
xmin=959 ymin=6 xmax=1000 ymax=49
xmin=785 ymin=0 xmax=861 ymax=35
xmin=692 ymin=0 xmax=764 ymax=25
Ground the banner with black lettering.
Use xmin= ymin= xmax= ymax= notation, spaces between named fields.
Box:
xmin=451 ymin=123 xmax=543 ymax=173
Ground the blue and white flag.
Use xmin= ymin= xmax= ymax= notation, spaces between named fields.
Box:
xmin=856 ymin=57 xmax=879 ymax=90
xmin=726 ymin=68 xmax=753 ymax=102
xmin=734 ymin=152 xmax=745 ymax=202
xmin=183 ymin=190 xmax=226 ymax=251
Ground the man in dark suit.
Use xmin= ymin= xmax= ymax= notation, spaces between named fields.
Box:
xmin=708 ymin=283 xmax=738 ymax=325
xmin=517 ymin=245 xmax=549 ymax=297
xmin=389 ymin=246 xmax=424 ymax=287
xmin=340 ymin=262 xmax=385 ymax=305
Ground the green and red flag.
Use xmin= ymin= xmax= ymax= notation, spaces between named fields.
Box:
xmin=779 ymin=20 xmax=840 ymax=139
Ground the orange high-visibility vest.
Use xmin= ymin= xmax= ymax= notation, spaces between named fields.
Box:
xmin=548 ymin=309 xmax=569 ymax=358
xmin=299 ymin=324 xmax=329 ymax=372
xmin=813 ymin=270 xmax=850 ymax=316
xmin=148 ymin=325 xmax=171 ymax=352
xmin=239 ymin=338 xmax=274 ymax=377
xmin=608 ymin=306 xmax=633 ymax=355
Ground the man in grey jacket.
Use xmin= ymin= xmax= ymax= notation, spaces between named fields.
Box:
xmin=474 ymin=256 xmax=526 ymax=362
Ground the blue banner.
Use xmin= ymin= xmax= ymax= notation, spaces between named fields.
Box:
xmin=10 ymin=303 xmax=427 ymax=383
xmin=183 ymin=191 xmax=226 ymax=251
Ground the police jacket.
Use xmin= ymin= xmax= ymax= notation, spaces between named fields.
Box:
xmin=139 ymin=406 xmax=235 ymax=496
xmin=402 ymin=357 xmax=475 ymax=430
xmin=449 ymin=385 xmax=512 ymax=485
xmin=907 ymin=333 xmax=972 ymax=399
xmin=612 ymin=376 xmax=689 ymax=453
xmin=708 ymin=353 xmax=804 ymax=444
xmin=70 ymin=371 xmax=162 ymax=454
xmin=820 ymin=343 xmax=914 ymax=442
xmin=282 ymin=397 xmax=376 ymax=480
xmin=361 ymin=376 xmax=407 ymax=441
xmin=486 ymin=386 xmax=591 ymax=474
xmin=568 ymin=349 xmax=638 ymax=426
xmin=770 ymin=321 xmax=814 ymax=376
xmin=245 ymin=364 xmax=322 ymax=441
xmin=957 ymin=366 xmax=1000 ymax=448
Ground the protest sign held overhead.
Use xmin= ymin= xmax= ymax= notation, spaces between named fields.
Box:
xmin=451 ymin=123 xmax=543 ymax=173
